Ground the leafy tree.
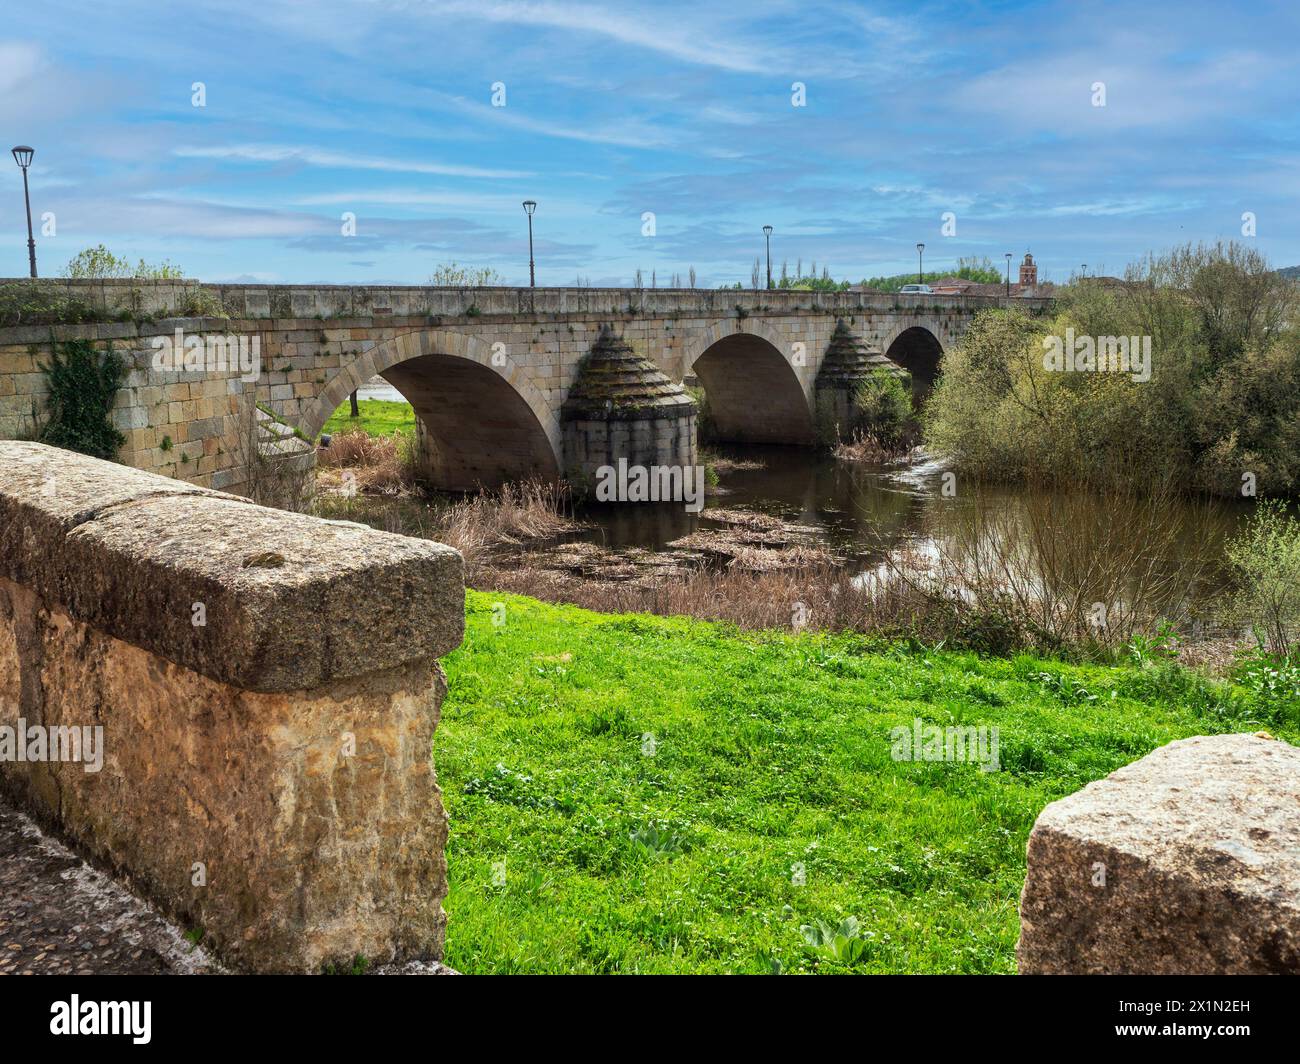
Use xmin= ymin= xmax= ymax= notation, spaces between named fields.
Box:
xmin=860 ymin=256 xmax=1002 ymax=293
xmin=428 ymin=262 xmax=505 ymax=286
xmin=1225 ymin=500 xmax=1300 ymax=657
xmin=63 ymin=244 xmax=183 ymax=279
xmin=923 ymin=241 xmax=1300 ymax=497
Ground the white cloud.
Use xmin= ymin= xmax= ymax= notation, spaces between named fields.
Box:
xmin=172 ymin=143 xmax=530 ymax=179
xmin=0 ymin=41 xmax=42 ymax=95
xmin=405 ymin=0 xmax=774 ymax=73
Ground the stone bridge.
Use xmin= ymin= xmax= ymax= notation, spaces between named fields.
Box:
xmin=0 ymin=279 xmax=1050 ymax=496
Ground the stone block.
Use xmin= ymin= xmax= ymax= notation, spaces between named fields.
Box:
xmin=0 ymin=440 xmax=466 ymax=971
xmin=1017 ymin=733 xmax=1300 ymax=974
xmin=0 ymin=441 xmax=464 ymax=692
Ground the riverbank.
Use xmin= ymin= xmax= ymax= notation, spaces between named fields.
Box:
xmin=314 ymin=396 xmax=1275 ymax=666
xmin=437 ymin=589 xmax=1297 ymax=974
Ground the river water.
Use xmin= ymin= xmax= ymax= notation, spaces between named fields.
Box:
xmin=345 ymin=387 xmax=1251 ymax=623
xmin=574 ymin=442 xmax=1250 ymax=627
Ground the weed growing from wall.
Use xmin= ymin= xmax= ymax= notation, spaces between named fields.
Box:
xmin=38 ymin=338 xmax=126 ymax=458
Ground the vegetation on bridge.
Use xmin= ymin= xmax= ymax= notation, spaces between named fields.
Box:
xmin=36 ymin=339 xmax=126 ymax=459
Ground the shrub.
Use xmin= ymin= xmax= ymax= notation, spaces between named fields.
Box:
xmin=37 ymin=339 xmax=126 ymax=459
xmin=924 ymin=241 xmax=1300 ymax=497
xmin=63 ymin=244 xmax=184 ymax=279
xmin=852 ymin=368 xmax=912 ymax=445
xmin=1225 ymin=499 xmax=1300 ymax=656
xmin=0 ymin=282 xmax=99 ymax=326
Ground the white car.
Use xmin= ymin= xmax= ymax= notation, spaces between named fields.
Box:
xmin=898 ymin=283 xmax=933 ymax=295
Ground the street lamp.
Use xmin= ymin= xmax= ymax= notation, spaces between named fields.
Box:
xmin=522 ymin=200 xmax=537 ymax=287
xmin=1080 ymin=264 xmax=1087 ymax=280
xmin=762 ymin=225 xmax=773 ymax=289
xmin=1005 ymin=252 xmax=1012 ymax=298
xmin=11 ymin=146 xmax=36 ymax=278
xmin=916 ymin=242 xmax=925 ymax=285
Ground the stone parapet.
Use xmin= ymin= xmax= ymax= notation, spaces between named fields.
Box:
xmin=0 ymin=441 xmax=464 ymax=971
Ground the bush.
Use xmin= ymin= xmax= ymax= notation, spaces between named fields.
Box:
xmin=38 ymin=339 xmax=126 ymax=459
xmin=63 ymin=244 xmax=184 ymax=280
xmin=1225 ymin=499 xmax=1300 ymax=656
xmin=852 ymin=368 xmax=912 ymax=445
xmin=923 ymin=241 xmax=1300 ymax=497
xmin=0 ymin=282 xmax=99 ymax=326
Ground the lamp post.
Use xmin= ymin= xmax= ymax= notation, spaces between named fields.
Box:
xmin=762 ymin=225 xmax=773 ymax=289
xmin=522 ymin=200 xmax=537 ymax=287
xmin=11 ymin=146 xmax=36 ymax=278
xmin=1080 ymin=264 xmax=1087 ymax=281
xmin=916 ymin=242 xmax=925 ymax=285
xmin=1005 ymin=252 xmax=1012 ymax=298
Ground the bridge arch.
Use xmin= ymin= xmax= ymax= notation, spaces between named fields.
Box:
xmin=685 ymin=317 xmax=815 ymax=445
xmin=303 ymin=329 xmax=562 ymax=491
xmin=881 ymin=322 xmax=945 ymax=402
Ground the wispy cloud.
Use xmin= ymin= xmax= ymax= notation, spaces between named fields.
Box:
xmin=172 ymin=144 xmax=530 ymax=179
xmin=400 ymin=0 xmax=779 ymax=74
xmin=6 ymin=0 xmax=1299 ymax=284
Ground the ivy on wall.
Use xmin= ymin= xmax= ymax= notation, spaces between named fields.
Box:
xmin=39 ymin=338 xmax=127 ymax=459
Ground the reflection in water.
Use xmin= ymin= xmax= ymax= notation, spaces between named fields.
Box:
xmin=573 ymin=443 xmax=1250 ymax=613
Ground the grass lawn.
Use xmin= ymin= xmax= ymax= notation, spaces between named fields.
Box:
xmin=438 ymin=590 xmax=1297 ymax=974
xmin=323 ymin=398 xmax=414 ymax=438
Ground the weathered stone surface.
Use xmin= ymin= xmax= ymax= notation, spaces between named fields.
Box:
xmin=813 ymin=319 xmax=908 ymax=443
xmin=1017 ymin=733 xmax=1300 ymax=974
xmin=0 ymin=441 xmax=463 ymax=691
xmin=562 ymin=327 xmax=698 ymax=485
xmin=0 ymin=576 xmax=449 ymax=973
xmin=562 ymin=326 xmax=697 ymax=422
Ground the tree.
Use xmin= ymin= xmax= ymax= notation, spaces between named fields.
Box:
xmin=428 ymin=262 xmax=504 ymax=286
xmin=63 ymin=245 xmax=183 ymax=279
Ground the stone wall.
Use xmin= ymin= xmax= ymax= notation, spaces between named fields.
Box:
xmin=0 ymin=441 xmax=464 ymax=972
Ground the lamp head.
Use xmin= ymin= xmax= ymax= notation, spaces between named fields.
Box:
xmin=522 ymin=199 xmax=537 ymax=216
xmin=11 ymin=146 xmax=34 ymax=169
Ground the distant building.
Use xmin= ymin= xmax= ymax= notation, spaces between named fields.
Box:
xmin=929 ymin=275 xmax=1053 ymax=298
xmin=929 ymin=277 xmax=1003 ymax=296
xmin=852 ymin=252 xmax=1055 ymax=297
xmin=1019 ymin=252 xmax=1038 ymax=287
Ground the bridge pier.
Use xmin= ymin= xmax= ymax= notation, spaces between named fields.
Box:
xmin=561 ymin=328 xmax=698 ymax=494
xmin=814 ymin=319 xmax=910 ymax=444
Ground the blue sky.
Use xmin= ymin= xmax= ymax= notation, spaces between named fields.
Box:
xmin=3 ymin=0 xmax=1298 ymax=286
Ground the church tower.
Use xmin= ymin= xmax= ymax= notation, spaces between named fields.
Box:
xmin=1019 ymin=252 xmax=1038 ymax=288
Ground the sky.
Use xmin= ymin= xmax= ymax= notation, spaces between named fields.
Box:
xmin=3 ymin=0 xmax=1298 ymax=287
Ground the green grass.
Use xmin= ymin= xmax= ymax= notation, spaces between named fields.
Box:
xmin=323 ymin=398 xmax=414 ymax=438
xmin=438 ymin=590 xmax=1297 ymax=974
